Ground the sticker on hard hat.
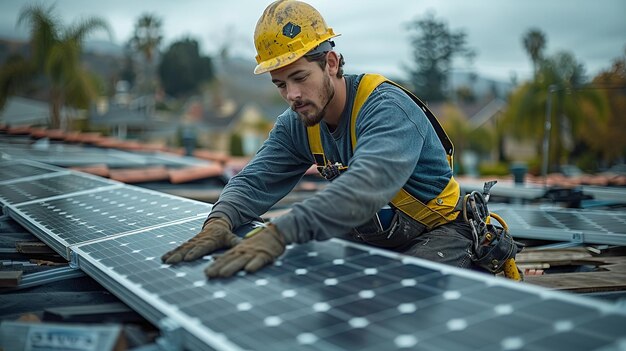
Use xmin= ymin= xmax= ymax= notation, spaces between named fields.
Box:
xmin=282 ymin=22 xmax=301 ymax=38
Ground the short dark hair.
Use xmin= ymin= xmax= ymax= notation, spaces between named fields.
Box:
xmin=305 ymin=51 xmax=345 ymax=78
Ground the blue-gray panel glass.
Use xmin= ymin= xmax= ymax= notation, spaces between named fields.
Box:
xmin=16 ymin=187 xmax=208 ymax=245
xmin=0 ymin=173 xmax=114 ymax=205
xmin=0 ymin=162 xmax=55 ymax=182
xmin=76 ymin=220 xmax=626 ymax=351
xmin=492 ymin=206 xmax=626 ymax=235
xmin=1 ymin=143 xmax=209 ymax=168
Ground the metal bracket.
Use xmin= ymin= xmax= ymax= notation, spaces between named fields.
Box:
xmin=0 ymin=208 xmax=9 ymax=221
xmin=570 ymin=232 xmax=584 ymax=243
xmin=69 ymin=250 xmax=80 ymax=269
xmin=156 ymin=317 xmax=183 ymax=351
xmin=11 ymin=265 xmax=85 ymax=291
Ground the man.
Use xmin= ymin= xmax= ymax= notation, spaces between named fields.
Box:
xmin=162 ymin=0 xmax=483 ymax=278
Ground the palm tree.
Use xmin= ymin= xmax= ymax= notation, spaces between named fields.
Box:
xmin=4 ymin=4 xmax=111 ymax=129
xmin=501 ymin=51 xmax=608 ymax=173
xmin=522 ymin=29 xmax=546 ymax=78
xmin=130 ymin=14 xmax=163 ymax=64
xmin=129 ymin=14 xmax=162 ymax=94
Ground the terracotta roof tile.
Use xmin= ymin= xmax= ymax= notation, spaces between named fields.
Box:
xmin=108 ymin=166 xmax=170 ymax=183
xmin=141 ymin=142 xmax=169 ymax=152
xmin=63 ymin=131 xmax=82 ymax=142
xmin=45 ymin=129 xmax=66 ymax=140
xmin=75 ymin=132 xmax=104 ymax=144
xmin=115 ymin=140 xmax=143 ymax=151
xmin=29 ymin=128 xmax=48 ymax=138
xmin=169 ymin=164 xmax=225 ymax=184
xmin=193 ymin=149 xmax=230 ymax=164
xmin=69 ymin=164 xmax=110 ymax=178
xmin=164 ymin=147 xmax=185 ymax=156
xmin=7 ymin=125 xmax=31 ymax=135
xmin=94 ymin=137 xmax=125 ymax=148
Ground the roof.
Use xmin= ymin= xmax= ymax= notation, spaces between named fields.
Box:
xmin=0 ymin=125 xmax=230 ymax=188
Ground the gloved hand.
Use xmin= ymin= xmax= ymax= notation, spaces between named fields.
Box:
xmin=205 ymin=224 xmax=285 ymax=278
xmin=161 ymin=217 xmax=241 ymax=264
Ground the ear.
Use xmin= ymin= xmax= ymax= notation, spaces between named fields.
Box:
xmin=326 ymin=51 xmax=339 ymax=77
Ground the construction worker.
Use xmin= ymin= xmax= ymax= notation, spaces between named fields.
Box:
xmin=162 ymin=0 xmax=500 ymax=278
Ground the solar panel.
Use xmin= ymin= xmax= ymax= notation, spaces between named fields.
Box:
xmin=0 ymin=172 xmax=119 ymax=206
xmin=6 ymin=186 xmax=211 ymax=259
xmin=0 ymin=142 xmax=210 ymax=168
xmin=72 ymin=218 xmax=626 ymax=351
xmin=0 ymin=159 xmax=62 ymax=183
xmin=490 ymin=205 xmax=626 ymax=245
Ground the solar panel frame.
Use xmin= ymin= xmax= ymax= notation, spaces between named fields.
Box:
xmin=71 ymin=217 xmax=244 ymax=351
xmin=71 ymin=218 xmax=626 ymax=351
xmin=6 ymin=185 xmax=212 ymax=259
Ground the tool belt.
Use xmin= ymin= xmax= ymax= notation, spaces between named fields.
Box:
xmin=352 ymin=181 xmax=522 ymax=275
xmin=462 ymin=181 xmax=523 ymax=274
xmin=352 ymin=208 xmax=427 ymax=249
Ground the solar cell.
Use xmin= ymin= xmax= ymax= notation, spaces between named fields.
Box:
xmin=0 ymin=172 xmax=118 ymax=206
xmin=72 ymin=219 xmax=626 ymax=351
xmin=7 ymin=186 xmax=211 ymax=258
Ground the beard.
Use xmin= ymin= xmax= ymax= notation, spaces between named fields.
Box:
xmin=292 ymin=73 xmax=335 ymax=127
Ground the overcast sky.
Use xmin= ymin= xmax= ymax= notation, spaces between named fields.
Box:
xmin=1 ymin=0 xmax=625 ymax=82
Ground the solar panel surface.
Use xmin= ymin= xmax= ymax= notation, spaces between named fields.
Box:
xmin=0 ymin=160 xmax=60 ymax=183
xmin=8 ymin=186 xmax=210 ymax=258
xmin=4 ymin=160 xmax=625 ymax=350
xmin=0 ymin=143 xmax=210 ymax=168
xmin=0 ymin=172 xmax=117 ymax=206
xmin=73 ymin=219 xmax=626 ymax=351
xmin=490 ymin=205 xmax=626 ymax=245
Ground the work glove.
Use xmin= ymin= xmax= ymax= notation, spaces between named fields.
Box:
xmin=205 ymin=223 xmax=285 ymax=278
xmin=161 ymin=217 xmax=241 ymax=264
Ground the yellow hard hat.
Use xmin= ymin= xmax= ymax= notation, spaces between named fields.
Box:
xmin=253 ymin=0 xmax=340 ymax=74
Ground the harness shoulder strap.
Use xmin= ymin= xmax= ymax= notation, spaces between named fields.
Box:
xmin=349 ymin=74 xmax=387 ymax=149
xmin=306 ymin=124 xmax=327 ymax=173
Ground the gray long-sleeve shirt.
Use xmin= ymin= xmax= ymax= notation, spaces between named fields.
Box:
xmin=208 ymin=74 xmax=452 ymax=244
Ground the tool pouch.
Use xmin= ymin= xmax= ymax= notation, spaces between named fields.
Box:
xmin=472 ymin=223 xmax=522 ymax=273
xmin=352 ymin=210 xmax=426 ymax=249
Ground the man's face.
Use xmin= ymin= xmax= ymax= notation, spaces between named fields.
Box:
xmin=270 ymin=56 xmax=334 ymax=127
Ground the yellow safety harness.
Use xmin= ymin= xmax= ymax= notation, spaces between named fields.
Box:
xmin=306 ymin=74 xmax=460 ymax=230
xmin=306 ymin=74 xmax=523 ymax=280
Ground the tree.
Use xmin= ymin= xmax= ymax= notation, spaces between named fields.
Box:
xmin=405 ymin=12 xmax=474 ymax=102
xmin=129 ymin=14 xmax=162 ymax=64
xmin=501 ymin=51 xmax=608 ymax=172
xmin=522 ymin=28 xmax=546 ymax=78
xmin=128 ymin=14 xmax=163 ymax=94
xmin=0 ymin=4 xmax=111 ymax=129
xmin=578 ymin=51 xmax=626 ymax=168
xmin=0 ymin=54 xmax=35 ymax=109
xmin=158 ymin=38 xmax=214 ymax=97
